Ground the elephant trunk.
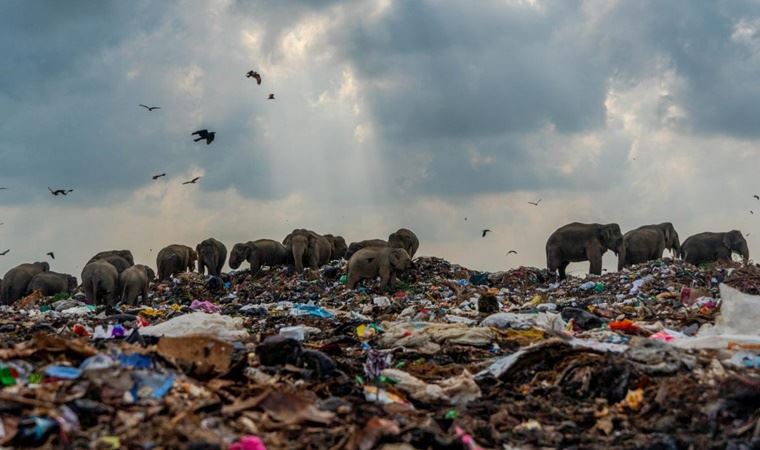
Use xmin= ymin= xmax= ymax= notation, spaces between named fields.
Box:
xmin=616 ymin=243 xmax=626 ymax=271
xmin=740 ymin=242 xmax=750 ymax=263
xmin=292 ymin=245 xmax=305 ymax=272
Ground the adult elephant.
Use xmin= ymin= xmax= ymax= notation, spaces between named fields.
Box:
xmin=681 ymin=230 xmax=749 ymax=266
xmin=120 ymin=264 xmax=154 ymax=305
xmin=347 ymin=247 xmax=414 ymax=290
xmin=388 ymin=228 xmax=419 ymax=258
xmin=196 ymin=238 xmax=227 ymax=277
xmin=156 ymin=244 xmax=198 ymax=281
xmin=324 ymin=234 xmax=348 ymax=260
xmin=345 ymin=239 xmax=388 ymax=259
xmin=28 ymin=271 xmax=78 ymax=297
xmin=1 ymin=262 xmax=50 ymax=304
xmin=81 ymin=260 xmax=119 ymax=306
xmin=229 ymin=239 xmax=290 ymax=272
xmin=87 ymin=250 xmax=135 ymax=266
xmin=546 ymin=222 xmax=626 ymax=280
xmin=283 ymin=229 xmax=332 ymax=272
xmin=623 ymin=222 xmax=681 ymax=266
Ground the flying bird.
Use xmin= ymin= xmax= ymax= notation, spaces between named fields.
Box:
xmin=755 ymin=195 xmax=759 ymax=200
xmin=0 ymin=187 xmax=7 ymax=190
xmin=506 ymin=250 xmax=518 ymax=255
xmin=182 ymin=177 xmax=201 ymax=185
xmin=0 ymin=250 xmax=9 ymax=256
xmin=139 ymin=104 xmax=160 ymax=111
xmin=751 ymin=210 xmax=755 ymax=215
xmin=528 ymin=199 xmax=542 ymax=206
xmin=246 ymin=70 xmax=262 ymax=84
xmin=192 ymin=129 xmax=215 ymax=145
xmin=268 ymin=94 xmax=275 ymax=100
xmin=48 ymin=187 xmax=73 ymax=196
xmin=46 ymin=252 xmax=55 ymax=259
xmin=481 ymin=229 xmax=492 ymax=238
xmin=152 ymin=173 xmax=166 ymax=180
xmin=464 ymin=217 xmax=468 ymax=221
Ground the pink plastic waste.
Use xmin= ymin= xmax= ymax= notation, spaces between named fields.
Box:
xmin=229 ymin=436 xmax=266 ymax=450
xmin=190 ymin=299 xmax=221 ymax=314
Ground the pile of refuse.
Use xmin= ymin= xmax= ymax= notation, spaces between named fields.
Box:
xmin=1 ymin=257 xmax=759 ymax=448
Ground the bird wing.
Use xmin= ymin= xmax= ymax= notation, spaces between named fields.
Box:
xmin=192 ymin=129 xmax=207 ymax=136
xmin=193 ymin=177 xmax=200 ymax=182
xmin=254 ymin=74 xmax=261 ymax=84
xmin=151 ymin=106 xmax=160 ymax=110
xmin=207 ymin=134 xmax=214 ymax=144
xmin=139 ymin=104 xmax=150 ymax=109
xmin=48 ymin=187 xmax=54 ymax=193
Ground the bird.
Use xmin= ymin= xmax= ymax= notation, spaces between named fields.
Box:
xmin=0 ymin=249 xmax=9 ymax=256
xmin=755 ymin=195 xmax=759 ymax=200
xmin=246 ymin=70 xmax=262 ymax=84
xmin=46 ymin=252 xmax=55 ymax=259
xmin=152 ymin=173 xmax=166 ymax=180
xmin=48 ymin=187 xmax=73 ymax=196
xmin=191 ymin=129 xmax=215 ymax=145
xmin=746 ymin=233 xmax=751 ymax=237
xmin=268 ymin=94 xmax=275 ymax=100
xmin=528 ymin=199 xmax=542 ymax=206
xmin=0 ymin=187 xmax=7 ymax=190
xmin=139 ymin=104 xmax=160 ymax=111
xmin=506 ymin=250 xmax=518 ymax=255
xmin=481 ymin=229 xmax=491 ymax=238
xmin=182 ymin=177 xmax=201 ymax=185
xmin=751 ymin=210 xmax=755 ymax=215
xmin=464 ymin=217 xmax=468 ymax=221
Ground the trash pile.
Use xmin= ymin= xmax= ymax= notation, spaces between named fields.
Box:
xmin=1 ymin=257 xmax=759 ymax=448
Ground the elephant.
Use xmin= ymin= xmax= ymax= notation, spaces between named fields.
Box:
xmin=324 ymin=234 xmax=348 ymax=260
xmin=388 ymin=228 xmax=419 ymax=258
xmin=681 ymin=230 xmax=749 ymax=266
xmin=1 ymin=262 xmax=50 ymax=304
xmin=196 ymin=237 xmax=227 ymax=277
xmin=623 ymin=222 xmax=681 ymax=266
xmin=156 ymin=244 xmax=198 ymax=281
xmin=346 ymin=247 xmax=414 ymax=290
xmin=81 ymin=260 xmax=119 ymax=306
xmin=88 ymin=250 xmax=135 ymax=266
xmin=546 ymin=222 xmax=626 ymax=280
xmin=283 ymin=229 xmax=332 ymax=272
xmin=99 ymin=255 xmax=132 ymax=274
xmin=27 ymin=271 xmax=77 ymax=297
xmin=229 ymin=239 xmax=290 ymax=272
xmin=345 ymin=239 xmax=388 ymax=259
xmin=119 ymin=264 xmax=153 ymax=305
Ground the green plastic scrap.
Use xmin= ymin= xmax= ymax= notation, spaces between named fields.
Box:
xmin=445 ymin=409 xmax=459 ymax=419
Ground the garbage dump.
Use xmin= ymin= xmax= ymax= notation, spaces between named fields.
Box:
xmin=1 ymin=257 xmax=759 ymax=448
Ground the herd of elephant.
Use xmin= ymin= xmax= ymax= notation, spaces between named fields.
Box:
xmin=0 ymin=222 xmax=749 ymax=305
xmin=0 ymin=228 xmax=420 ymax=306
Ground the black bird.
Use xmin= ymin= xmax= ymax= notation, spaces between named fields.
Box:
xmin=246 ymin=71 xmax=262 ymax=84
xmin=755 ymin=195 xmax=759 ymax=200
xmin=528 ymin=199 xmax=541 ymax=206
xmin=182 ymin=177 xmax=201 ymax=185
xmin=751 ymin=210 xmax=755 ymax=215
xmin=46 ymin=252 xmax=55 ymax=259
xmin=0 ymin=249 xmax=9 ymax=256
xmin=152 ymin=173 xmax=166 ymax=180
xmin=481 ymin=229 xmax=491 ymax=238
xmin=139 ymin=104 xmax=160 ymax=111
xmin=0 ymin=187 xmax=7 ymax=190
xmin=268 ymin=93 xmax=275 ymax=100
xmin=506 ymin=250 xmax=518 ymax=255
xmin=191 ymin=129 xmax=215 ymax=145
xmin=48 ymin=187 xmax=73 ymax=196
xmin=464 ymin=217 xmax=468 ymax=221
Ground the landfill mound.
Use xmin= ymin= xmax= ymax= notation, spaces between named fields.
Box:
xmin=1 ymin=257 xmax=760 ymax=449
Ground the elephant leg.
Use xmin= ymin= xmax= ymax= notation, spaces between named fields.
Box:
xmin=379 ymin=266 xmax=391 ymax=290
xmin=588 ymin=251 xmax=603 ymax=275
xmin=347 ymin=272 xmax=360 ymax=289
xmin=558 ymin=261 xmax=569 ymax=281
xmin=388 ymin=272 xmax=397 ymax=290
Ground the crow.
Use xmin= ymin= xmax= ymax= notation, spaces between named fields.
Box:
xmin=482 ymin=229 xmax=491 ymax=238
xmin=0 ymin=187 xmax=7 ymax=190
xmin=528 ymin=199 xmax=541 ymax=206
xmin=268 ymin=93 xmax=275 ymax=100
xmin=182 ymin=177 xmax=201 ymax=185
xmin=755 ymin=195 xmax=759 ymax=200
xmin=152 ymin=173 xmax=166 ymax=180
xmin=139 ymin=104 xmax=160 ymax=111
xmin=192 ymin=129 xmax=215 ymax=145
xmin=49 ymin=187 xmax=73 ymax=196
xmin=506 ymin=250 xmax=518 ymax=255
xmin=46 ymin=252 xmax=55 ymax=259
xmin=246 ymin=70 xmax=262 ymax=84
xmin=0 ymin=249 xmax=9 ymax=256
xmin=751 ymin=210 xmax=755 ymax=215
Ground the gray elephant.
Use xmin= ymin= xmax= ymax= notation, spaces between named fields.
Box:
xmin=229 ymin=239 xmax=290 ymax=272
xmin=88 ymin=250 xmax=135 ymax=266
xmin=196 ymin=238 xmax=227 ymax=277
xmin=157 ymin=244 xmax=198 ymax=280
xmin=345 ymin=239 xmax=388 ymax=259
xmin=388 ymin=228 xmax=419 ymax=258
xmin=81 ymin=260 xmax=119 ymax=306
xmin=623 ymin=222 xmax=681 ymax=266
xmin=1 ymin=262 xmax=50 ymax=304
xmin=347 ymin=247 xmax=413 ymax=290
xmin=99 ymin=255 xmax=132 ymax=274
xmin=681 ymin=230 xmax=749 ymax=266
xmin=27 ymin=271 xmax=77 ymax=297
xmin=120 ymin=264 xmax=153 ymax=305
xmin=283 ymin=229 xmax=332 ymax=272
xmin=546 ymin=222 xmax=626 ymax=280
xmin=324 ymin=234 xmax=348 ymax=260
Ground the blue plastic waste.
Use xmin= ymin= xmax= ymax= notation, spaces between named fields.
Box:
xmin=290 ymin=304 xmax=334 ymax=319
xmin=129 ymin=371 xmax=175 ymax=401
xmin=44 ymin=365 xmax=82 ymax=380
xmin=118 ymin=353 xmax=153 ymax=369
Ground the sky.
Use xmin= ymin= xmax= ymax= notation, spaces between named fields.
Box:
xmin=1 ymin=0 xmax=760 ymax=279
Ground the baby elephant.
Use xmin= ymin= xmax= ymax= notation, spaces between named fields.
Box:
xmin=347 ymin=247 xmax=413 ymax=290
xmin=27 ymin=271 xmax=78 ymax=297
xmin=119 ymin=264 xmax=154 ymax=305
xmin=81 ymin=260 xmax=119 ymax=306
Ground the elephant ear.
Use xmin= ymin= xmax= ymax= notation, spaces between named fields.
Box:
xmin=661 ymin=224 xmax=672 ymax=244
xmin=722 ymin=233 xmax=734 ymax=250
xmin=599 ymin=227 xmax=613 ymax=246
xmin=388 ymin=249 xmax=402 ymax=268
xmin=244 ymin=244 xmax=256 ymax=262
